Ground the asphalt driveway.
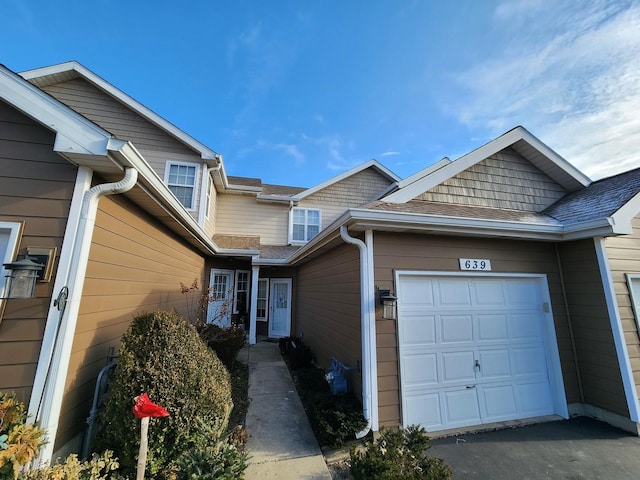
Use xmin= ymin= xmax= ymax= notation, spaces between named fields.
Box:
xmin=428 ymin=417 xmax=640 ymax=479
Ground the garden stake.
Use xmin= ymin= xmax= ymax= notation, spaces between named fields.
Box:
xmin=132 ymin=393 xmax=169 ymax=480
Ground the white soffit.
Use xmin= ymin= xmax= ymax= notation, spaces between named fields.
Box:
xmin=384 ymin=126 xmax=591 ymax=204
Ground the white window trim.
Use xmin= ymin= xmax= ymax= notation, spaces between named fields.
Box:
xmin=164 ymin=160 xmax=199 ymax=211
xmin=289 ymin=207 xmax=322 ymax=244
xmin=0 ymin=221 xmax=24 ymax=304
xmin=257 ymin=277 xmax=269 ymax=322
xmin=626 ymin=274 xmax=640 ymax=333
xmin=233 ymin=270 xmax=250 ymax=315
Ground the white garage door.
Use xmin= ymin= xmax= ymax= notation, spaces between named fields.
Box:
xmin=397 ymin=273 xmax=564 ymax=432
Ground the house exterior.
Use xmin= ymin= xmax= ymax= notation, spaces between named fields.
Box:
xmin=1 ymin=60 xmax=640 ymax=464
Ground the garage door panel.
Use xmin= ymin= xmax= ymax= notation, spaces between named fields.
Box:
xmin=401 ymin=277 xmax=435 ymax=306
xmin=404 ymin=393 xmax=442 ymax=430
xmin=441 ymin=314 xmax=473 ymax=343
xmin=472 ymin=279 xmax=505 ymax=305
xmin=401 ymin=315 xmax=436 ymax=345
xmin=438 ymin=280 xmax=471 ymax=306
xmin=512 ymin=346 xmax=548 ymax=376
xmin=478 ymin=349 xmax=511 ymax=379
xmin=477 ymin=314 xmax=509 ymax=341
xmin=479 ymin=384 xmax=517 ymax=420
xmin=441 ymin=351 xmax=476 ymax=383
xmin=505 ymin=279 xmax=539 ymax=306
xmin=511 ymin=312 xmax=543 ymax=340
xmin=516 ymin=381 xmax=554 ymax=415
xmin=444 ymin=389 xmax=481 ymax=426
xmin=402 ymin=353 xmax=438 ymax=387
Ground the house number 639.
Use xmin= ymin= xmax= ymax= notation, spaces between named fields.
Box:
xmin=459 ymin=258 xmax=492 ymax=271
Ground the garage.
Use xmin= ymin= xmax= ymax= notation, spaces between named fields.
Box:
xmin=396 ymin=272 xmax=567 ymax=432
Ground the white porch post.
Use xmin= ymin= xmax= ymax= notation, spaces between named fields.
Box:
xmin=249 ymin=264 xmax=260 ymax=345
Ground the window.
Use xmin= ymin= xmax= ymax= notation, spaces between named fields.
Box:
xmin=291 ymin=208 xmax=321 ymax=242
xmin=165 ymin=161 xmax=198 ymax=209
xmin=257 ymin=278 xmax=269 ymax=321
xmin=0 ymin=222 xmax=23 ymax=310
xmin=234 ymin=270 xmax=250 ymax=314
xmin=627 ymin=274 xmax=640 ymax=332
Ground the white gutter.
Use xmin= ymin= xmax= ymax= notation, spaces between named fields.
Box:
xmin=340 ymin=226 xmax=379 ymax=438
xmin=30 ymin=167 xmax=138 ymax=466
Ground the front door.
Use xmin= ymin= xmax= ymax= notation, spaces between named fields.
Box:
xmin=207 ymin=269 xmax=234 ymax=327
xmin=268 ymin=278 xmax=291 ymax=338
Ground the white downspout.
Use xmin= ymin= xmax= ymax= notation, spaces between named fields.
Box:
xmin=340 ymin=226 xmax=379 ymax=438
xmin=32 ymin=167 xmax=138 ymax=466
xmin=249 ymin=263 xmax=260 ymax=345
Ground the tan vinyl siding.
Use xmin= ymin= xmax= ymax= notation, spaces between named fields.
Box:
xmin=0 ymin=100 xmax=76 ymax=404
xmin=558 ymin=239 xmax=628 ymax=416
xmin=304 ymin=168 xmax=393 ymax=206
xmin=416 ymin=147 xmax=567 ymax=211
xmin=55 ymin=194 xmax=206 ymax=451
xmin=373 ymin=232 xmax=579 ymax=428
xmin=604 ymin=216 xmax=640 ymax=409
xmin=216 ymin=193 xmax=289 ymax=245
xmin=295 ymin=243 xmax=362 ymax=397
xmin=40 ymin=78 xmax=195 ymax=155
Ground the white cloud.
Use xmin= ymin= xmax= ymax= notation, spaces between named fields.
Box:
xmin=447 ymin=1 xmax=640 ymax=179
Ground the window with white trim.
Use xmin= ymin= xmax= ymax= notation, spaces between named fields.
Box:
xmin=0 ymin=222 xmax=23 ymax=308
xmin=257 ymin=278 xmax=269 ymax=321
xmin=627 ymin=274 xmax=640 ymax=332
xmin=234 ymin=270 xmax=250 ymax=314
xmin=291 ymin=207 xmax=321 ymax=243
xmin=165 ymin=161 xmax=198 ymax=210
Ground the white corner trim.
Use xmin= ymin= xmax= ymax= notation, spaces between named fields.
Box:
xmin=594 ymin=237 xmax=640 ymax=422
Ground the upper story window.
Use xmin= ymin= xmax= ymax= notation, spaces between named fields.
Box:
xmin=291 ymin=208 xmax=321 ymax=243
xmin=165 ymin=161 xmax=198 ymax=210
xmin=0 ymin=222 xmax=23 ymax=310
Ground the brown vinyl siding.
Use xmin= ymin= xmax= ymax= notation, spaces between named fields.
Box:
xmin=416 ymin=148 xmax=567 ymax=211
xmin=605 ymin=216 xmax=640 ymax=408
xmin=40 ymin=79 xmax=195 ymax=156
xmin=55 ymin=193 xmax=206 ymax=451
xmin=0 ymin=100 xmax=76 ymax=403
xmin=295 ymin=243 xmax=362 ymax=396
xmin=373 ymin=232 xmax=579 ymax=428
xmin=558 ymin=239 xmax=628 ymax=415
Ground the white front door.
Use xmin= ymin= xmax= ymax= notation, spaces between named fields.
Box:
xmin=207 ymin=269 xmax=234 ymax=327
xmin=397 ymin=273 xmax=567 ymax=432
xmin=268 ymin=278 xmax=291 ymax=338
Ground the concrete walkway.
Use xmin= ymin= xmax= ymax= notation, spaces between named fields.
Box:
xmin=238 ymin=341 xmax=331 ymax=479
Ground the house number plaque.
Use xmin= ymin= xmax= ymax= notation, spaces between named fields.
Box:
xmin=459 ymin=258 xmax=492 ymax=271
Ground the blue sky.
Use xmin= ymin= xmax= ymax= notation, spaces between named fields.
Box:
xmin=3 ymin=0 xmax=639 ymax=187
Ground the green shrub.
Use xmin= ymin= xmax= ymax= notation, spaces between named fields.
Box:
xmin=197 ymin=324 xmax=246 ymax=367
xmin=175 ymin=421 xmax=248 ymax=480
xmin=96 ymin=310 xmax=233 ymax=479
xmin=20 ymin=451 xmax=121 ymax=480
xmin=304 ymin=392 xmax=367 ymax=448
xmin=350 ymin=425 xmax=452 ymax=480
xmin=0 ymin=392 xmax=47 ymax=479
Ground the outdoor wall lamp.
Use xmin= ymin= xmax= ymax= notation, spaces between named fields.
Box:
xmin=2 ymin=257 xmax=44 ymax=299
xmin=379 ymin=289 xmax=397 ymax=320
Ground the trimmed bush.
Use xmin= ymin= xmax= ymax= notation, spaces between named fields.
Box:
xmin=197 ymin=323 xmax=246 ymax=367
xmin=279 ymin=336 xmax=312 ymax=369
xmin=350 ymin=425 xmax=452 ymax=479
xmin=96 ymin=310 xmax=233 ymax=479
xmin=20 ymin=451 xmax=121 ymax=480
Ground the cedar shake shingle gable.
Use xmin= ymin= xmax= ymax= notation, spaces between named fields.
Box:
xmin=544 ymin=167 xmax=640 ymax=223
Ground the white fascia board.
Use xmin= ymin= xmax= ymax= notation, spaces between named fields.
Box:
xmin=216 ymin=248 xmax=260 ymax=257
xmin=1 ymin=65 xmax=112 ymax=155
xmin=611 ymin=192 xmax=640 ymax=233
xmin=21 ymin=62 xmax=219 ymax=161
xmin=385 ymin=126 xmax=591 ymax=204
xmin=394 ymin=157 xmax=452 ymax=190
xmin=256 ymin=195 xmax=297 ymax=203
xmin=252 ymin=258 xmax=290 ymax=266
xmin=293 ymin=159 xmax=400 ymax=201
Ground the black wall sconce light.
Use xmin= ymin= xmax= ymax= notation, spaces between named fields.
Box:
xmin=2 ymin=257 xmax=44 ymax=299
xmin=378 ymin=289 xmax=397 ymax=320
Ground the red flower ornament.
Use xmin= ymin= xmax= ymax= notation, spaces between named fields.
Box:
xmin=132 ymin=393 xmax=169 ymax=419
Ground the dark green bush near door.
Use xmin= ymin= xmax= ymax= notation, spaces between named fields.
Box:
xmin=96 ymin=310 xmax=237 ymax=479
